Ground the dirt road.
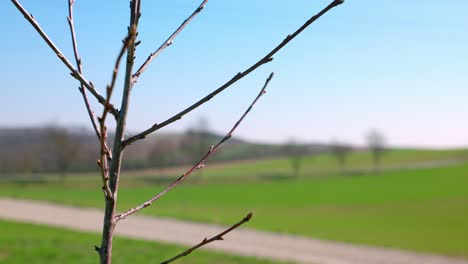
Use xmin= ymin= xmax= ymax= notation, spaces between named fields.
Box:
xmin=0 ymin=198 xmax=466 ymax=264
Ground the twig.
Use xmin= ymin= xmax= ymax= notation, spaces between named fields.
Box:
xmin=132 ymin=0 xmax=208 ymax=83
xmin=11 ymin=0 xmax=119 ymax=117
xmin=122 ymin=0 xmax=344 ymax=147
xmin=160 ymin=212 xmax=253 ymax=264
xmin=67 ymin=0 xmax=116 ymax=198
xmin=67 ymin=0 xmax=102 ymax=141
xmin=97 ymin=34 xmax=133 ymax=200
xmin=115 ymin=72 xmax=274 ymax=221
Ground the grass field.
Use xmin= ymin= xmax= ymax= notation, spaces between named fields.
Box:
xmin=1 ymin=149 xmax=467 ymax=258
xmin=0 ymin=220 xmax=287 ymax=264
xmin=183 ymin=148 xmax=468 ymax=180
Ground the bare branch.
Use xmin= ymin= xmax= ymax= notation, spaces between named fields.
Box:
xmin=132 ymin=0 xmax=208 ymax=83
xmin=97 ymin=34 xmax=133 ymax=200
xmin=116 ymin=73 xmax=274 ymax=221
xmin=123 ymin=0 xmax=344 ymax=147
xmin=160 ymin=212 xmax=253 ymax=264
xmin=11 ymin=0 xmax=119 ymax=117
xmin=67 ymin=0 xmax=104 ymax=143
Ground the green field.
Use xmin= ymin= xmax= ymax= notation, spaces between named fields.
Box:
xmin=0 ymin=220 xmax=286 ymax=264
xmin=110 ymin=148 xmax=468 ymax=181
xmin=1 ymin=149 xmax=467 ymax=258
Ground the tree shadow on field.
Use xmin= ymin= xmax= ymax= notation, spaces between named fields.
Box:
xmin=0 ymin=174 xmax=49 ymax=186
xmin=258 ymin=172 xmax=293 ymax=182
xmin=334 ymin=169 xmax=376 ymax=178
xmin=134 ymin=175 xmax=176 ymax=185
xmin=342 ymin=170 xmax=366 ymax=177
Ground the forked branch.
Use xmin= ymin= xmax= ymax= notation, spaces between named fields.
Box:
xmin=67 ymin=0 xmax=102 ymax=141
xmin=97 ymin=1 xmax=142 ymax=262
xmin=97 ymin=34 xmax=133 ymax=199
xmin=132 ymin=0 xmax=208 ymax=83
xmin=115 ymin=72 xmax=274 ymax=221
xmin=11 ymin=0 xmax=119 ymax=117
xmin=160 ymin=212 xmax=253 ymax=264
xmin=123 ymin=0 xmax=344 ymax=147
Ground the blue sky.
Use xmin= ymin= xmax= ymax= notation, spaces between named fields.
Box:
xmin=1 ymin=1 xmax=467 ymax=148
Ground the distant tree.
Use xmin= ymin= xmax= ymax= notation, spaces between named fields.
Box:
xmin=21 ymin=152 xmax=40 ymax=174
xmin=182 ymin=117 xmax=211 ymax=164
xmin=0 ymin=159 xmax=4 ymax=174
xmin=148 ymin=137 xmax=181 ymax=167
xmin=330 ymin=141 xmax=352 ymax=173
xmin=283 ymin=139 xmax=306 ymax=178
xmin=366 ymin=129 xmax=386 ymax=172
xmin=46 ymin=126 xmax=79 ymax=180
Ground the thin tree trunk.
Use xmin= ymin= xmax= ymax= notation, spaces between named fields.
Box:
xmin=99 ymin=199 xmax=116 ymax=264
xmin=99 ymin=109 xmax=130 ymax=263
xmin=99 ymin=3 xmax=140 ymax=262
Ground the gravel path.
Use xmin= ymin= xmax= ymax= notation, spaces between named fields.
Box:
xmin=1 ymin=198 xmax=467 ymax=264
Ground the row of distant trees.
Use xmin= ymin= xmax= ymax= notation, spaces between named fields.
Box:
xmin=285 ymin=129 xmax=386 ymax=177
xmin=0 ymin=125 xmax=221 ymax=180
xmin=1 ymin=123 xmax=385 ymax=179
xmin=0 ymin=124 xmax=212 ymax=176
xmin=0 ymin=126 xmax=80 ymax=177
xmin=148 ymin=118 xmax=211 ymax=168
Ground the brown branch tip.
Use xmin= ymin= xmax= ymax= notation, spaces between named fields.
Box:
xmin=11 ymin=0 xmax=119 ymax=117
xmin=160 ymin=212 xmax=253 ymax=264
xmin=132 ymin=0 xmax=208 ymax=82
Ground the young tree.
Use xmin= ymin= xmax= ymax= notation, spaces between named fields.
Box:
xmin=330 ymin=141 xmax=352 ymax=173
xmin=283 ymin=139 xmax=307 ymax=178
xmin=182 ymin=117 xmax=211 ymax=164
xmin=11 ymin=0 xmax=344 ymax=263
xmin=147 ymin=136 xmax=181 ymax=168
xmin=366 ymin=129 xmax=386 ymax=172
xmin=45 ymin=126 xmax=79 ymax=180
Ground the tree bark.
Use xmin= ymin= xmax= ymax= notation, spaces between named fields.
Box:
xmin=99 ymin=199 xmax=116 ymax=264
xmin=99 ymin=2 xmax=140 ymax=263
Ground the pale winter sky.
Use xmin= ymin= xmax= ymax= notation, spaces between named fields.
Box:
xmin=1 ymin=1 xmax=467 ymax=148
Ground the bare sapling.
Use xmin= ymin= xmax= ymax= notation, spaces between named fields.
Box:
xmin=11 ymin=0 xmax=344 ymax=263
